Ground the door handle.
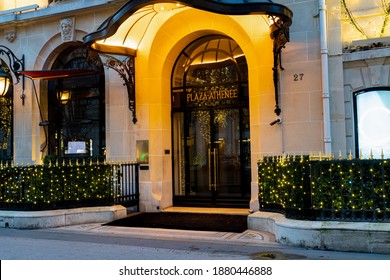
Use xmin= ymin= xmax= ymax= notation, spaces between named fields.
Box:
xmin=208 ymin=148 xmax=213 ymax=190
xmin=208 ymin=148 xmax=218 ymax=191
xmin=213 ymin=148 xmax=218 ymax=191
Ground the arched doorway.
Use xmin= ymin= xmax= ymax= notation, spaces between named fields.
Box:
xmin=47 ymin=46 xmax=106 ymax=160
xmin=172 ymin=35 xmax=250 ymax=207
xmin=0 ymin=59 xmax=13 ymax=162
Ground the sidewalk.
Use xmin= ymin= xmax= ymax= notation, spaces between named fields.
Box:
xmin=33 ymin=221 xmax=390 ymax=260
xmin=3 ymin=205 xmax=390 ymax=256
xmin=45 ymin=222 xmax=277 ymax=246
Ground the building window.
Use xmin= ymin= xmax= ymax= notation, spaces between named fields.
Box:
xmin=0 ymin=60 xmax=13 ymax=162
xmin=354 ymin=88 xmax=390 ymax=158
xmin=47 ymin=46 xmax=105 ymax=159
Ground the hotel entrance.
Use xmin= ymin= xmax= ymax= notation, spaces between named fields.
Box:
xmin=172 ymin=35 xmax=251 ymax=207
xmin=82 ymin=0 xmax=293 ymax=212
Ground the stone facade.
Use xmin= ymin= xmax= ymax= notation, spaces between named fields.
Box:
xmin=0 ymin=0 xmax=389 ymax=211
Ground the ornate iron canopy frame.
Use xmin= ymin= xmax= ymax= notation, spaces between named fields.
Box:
xmin=270 ymin=16 xmax=290 ymax=116
xmin=83 ymin=0 xmax=293 ymax=122
xmin=0 ymin=45 xmax=25 ymax=104
xmin=88 ymin=51 xmax=136 ymax=124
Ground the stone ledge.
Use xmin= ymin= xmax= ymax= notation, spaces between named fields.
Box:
xmin=0 ymin=205 xmax=127 ymax=229
xmin=343 ymin=47 xmax=390 ymax=62
xmin=248 ymin=211 xmax=390 ymax=254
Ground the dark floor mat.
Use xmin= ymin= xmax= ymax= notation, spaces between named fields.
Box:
xmin=104 ymin=212 xmax=248 ymax=233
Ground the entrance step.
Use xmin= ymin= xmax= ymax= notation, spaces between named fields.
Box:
xmin=162 ymin=206 xmax=249 ymax=216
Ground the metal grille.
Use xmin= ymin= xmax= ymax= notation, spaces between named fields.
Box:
xmin=114 ymin=163 xmax=140 ymax=210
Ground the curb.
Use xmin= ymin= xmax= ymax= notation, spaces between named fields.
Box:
xmin=0 ymin=205 xmax=127 ymax=229
xmin=248 ymin=211 xmax=390 ymax=254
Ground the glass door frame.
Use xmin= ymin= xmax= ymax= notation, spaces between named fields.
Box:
xmin=172 ymin=103 xmax=251 ymax=207
xmin=171 ymin=35 xmax=250 ymax=207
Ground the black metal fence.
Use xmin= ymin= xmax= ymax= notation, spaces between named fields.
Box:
xmin=115 ymin=163 xmax=140 ymax=210
xmin=0 ymin=161 xmax=139 ymax=211
xmin=258 ymin=155 xmax=390 ymax=222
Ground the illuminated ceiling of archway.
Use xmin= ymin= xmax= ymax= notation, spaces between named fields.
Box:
xmin=84 ymin=0 xmax=293 ymax=56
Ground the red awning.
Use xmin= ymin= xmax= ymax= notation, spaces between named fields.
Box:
xmin=21 ymin=69 xmax=103 ymax=80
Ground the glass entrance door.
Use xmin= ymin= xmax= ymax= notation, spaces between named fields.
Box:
xmin=173 ymin=107 xmax=250 ymax=206
xmin=171 ymin=35 xmax=250 ymax=207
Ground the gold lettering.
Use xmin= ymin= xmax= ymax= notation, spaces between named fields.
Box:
xmin=187 ymin=88 xmax=239 ymax=104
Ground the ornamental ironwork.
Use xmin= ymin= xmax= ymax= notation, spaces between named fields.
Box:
xmin=270 ymin=17 xmax=290 ymax=116
xmin=88 ymin=51 xmax=137 ymax=124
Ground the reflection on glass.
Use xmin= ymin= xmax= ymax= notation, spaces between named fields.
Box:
xmin=136 ymin=140 xmax=149 ymax=164
xmin=356 ymin=90 xmax=390 ymax=158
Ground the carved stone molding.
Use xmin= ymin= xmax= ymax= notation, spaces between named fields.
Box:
xmin=60 ymin=17 xmax=75 ymax=42
xmin=5 ymin=32 xmax=17 ymax=43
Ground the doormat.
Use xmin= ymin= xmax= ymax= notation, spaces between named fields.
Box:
xmin=104 ymin=212 xmax=248 ymax=233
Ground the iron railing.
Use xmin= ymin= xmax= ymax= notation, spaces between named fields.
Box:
xmin=115 ymin=163 xmax=140 ymax=211
xmin=258 ymin=156 xmax=390 ymax=222
xmin=0 ymin=161 xmax=140 ymax=211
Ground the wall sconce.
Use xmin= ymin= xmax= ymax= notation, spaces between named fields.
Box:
xmin=57 ymin=89 xmax=71 ymax=105
xmin=0 ymin=45 xmax=25 ymax=103
xmin=0 ymin=67 xmax=10 ymax=96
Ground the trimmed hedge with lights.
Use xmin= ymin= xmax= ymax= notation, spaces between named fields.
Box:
xmin=0 ymin=161 xmax=120 ymax=211
xmin=258 ymin=156 xmax=390 ymax=222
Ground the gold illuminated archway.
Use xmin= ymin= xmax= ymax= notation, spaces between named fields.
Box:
xmin=84 ymin=0 xmax=293 ymax=122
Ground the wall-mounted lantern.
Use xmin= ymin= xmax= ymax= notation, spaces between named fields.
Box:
xmin=0 ymin=45 xmax=25 ymax=103
xmin=57 ymin=89 xmax=71 ymax=105
xmin=0 ymin=67 xmax=10 ymax=96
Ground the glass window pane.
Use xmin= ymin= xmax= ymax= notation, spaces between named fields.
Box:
xmin=47 ymin=46 xmax=105 ymax=159
xmin=355 ymin=89 xmax=390 ymax=158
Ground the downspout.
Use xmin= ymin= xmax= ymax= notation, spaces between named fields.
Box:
xmin=319 ymin=0 xmax=332 ymax=154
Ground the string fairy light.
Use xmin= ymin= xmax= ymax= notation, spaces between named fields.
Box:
xmin=0 ymin=159 xmax=122 ymax=209
xmin=258 ymin=153 xmax=390 ymax=221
